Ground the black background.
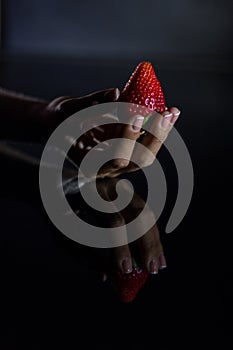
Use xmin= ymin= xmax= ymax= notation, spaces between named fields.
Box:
xmin=1 ymin=1 xmax=232 ymax=348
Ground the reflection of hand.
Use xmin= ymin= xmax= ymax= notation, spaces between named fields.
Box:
xmin=96 ymin=179 xmax=167 ymax=277
xmin=70 ymin=178 xmax=167 ymax=277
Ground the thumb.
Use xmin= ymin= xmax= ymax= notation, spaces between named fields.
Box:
xmin=56 ymin=87 xmax=121 ymax=117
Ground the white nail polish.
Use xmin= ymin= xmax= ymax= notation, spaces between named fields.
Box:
xmin=132 ymin=116 xmax=144 ymax=132
xmin=163 ymin=112 xmax=173 ymax=118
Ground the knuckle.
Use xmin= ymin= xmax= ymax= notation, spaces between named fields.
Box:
xmin=112 ymin=158 xmax=129 ymax=169
xmin=137 ymin=156 xmax=155 ymax=168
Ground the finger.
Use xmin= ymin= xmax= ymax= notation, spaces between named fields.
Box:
xmin=159 ymin=252 xmax=167 ymax=270
xmin=95 ymin=179 xmax=131 ymax=249
xmin=79 ymin=112 xmax=120 ymax=142
xmin=99 ymin=114 xmax=144 ymax=176
xmin=68 ymin=113 xmax=121 ymax=170
xmin=137 ymin=224 xmax=164 ymax=275
xmin=168 ymin=107 xmax=181 ymax=124
xmin=57 ymin=88 xmax=121 ymax=117
xmin=97 ymin=179 xmax=133 ymax=273
xmin=115 ymin=182 xmax=160 ymax=274
xmin=114 ymin=245 xmax=133 ymax=274
xmin=114 ymin=107 xmax=181 ymax=174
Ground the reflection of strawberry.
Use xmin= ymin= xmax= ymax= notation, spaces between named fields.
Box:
xmin=119 ymin=61 xmax=166 ymax=121
xmin=111 ymin=259 xmax=149 ymax=303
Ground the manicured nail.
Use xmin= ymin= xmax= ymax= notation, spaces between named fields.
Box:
xmin=102 ymin=273 xmax=108 ymax=282
xmin=122 ymin=258 xmax=132 ymax=273
xmin=161 ymin=112 xmax=172 ymax=129
xmin=159 ymin=252 xmax=167 ymax=269
xmin=163 ymin=112 xmax=173 ymax=117
xmin=132 ymin=116 xmax=144 ymax=132
xmin=171 ymin=116 xmax=178 ymax=124
xmin=170 ymin=111 xmax=181 ymax=124
xmin=104 ymin=88 xmax=120 ymax=101
xmin=149 ymin=259 xmax=158 ymax=274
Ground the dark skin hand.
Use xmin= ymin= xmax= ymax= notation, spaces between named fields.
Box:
xmin=1 ymin=86 xmax=179 ymax=279
xmin=100 ymin=178 xmax=167 ymax=277
xmin=59 ymin=93 xmax=180 ymax=178
xmin=0 ymin=86 xmax=120 ymax=141
xmin=69 ymin=178 xmax=166 ymax=279
xmin=0 ymin=86 xmax=180 ymax=178
xmin=69 ymin=104 xmax=180 ymax=179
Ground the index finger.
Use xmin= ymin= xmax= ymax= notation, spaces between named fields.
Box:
xmin=100 ymin=113 xmax=144 ymax=175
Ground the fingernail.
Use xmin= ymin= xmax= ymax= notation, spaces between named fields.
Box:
xmin=171 ymin=116 xmax=179 ymax=124
xmin=149 ymin=259 xmax=158 ymax=274
xmin=102 ymin=273 xmax=107 ymax=282
xmin=132 ymin=116 xmax=144 ymax=132
xmin=122 ymin=258 xmax=132 ymax=273
xmin=114 ymin=88 xmax=121 ymax=101
xmin=171 ymin=111 xmax=181 ymax=124
xmin=159 ymin=252 xmax=167 ymax=269
xmin=161 ymin=112 xmax=172 ymax=129
xmin=104 ymin=88 xmax=120 ymax=101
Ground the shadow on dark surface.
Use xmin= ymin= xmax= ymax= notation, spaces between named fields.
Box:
xmin=1 ymin=56 xmax=232 ymax=348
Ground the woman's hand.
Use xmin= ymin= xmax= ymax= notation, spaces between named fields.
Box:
xmin=64 ymin=102 xmax=181 ymax=179
xmin=0 ymin=87 xmax=119 ymax=140
xmin=0 ymin=86 xmax=180 ymax=178
xmin=45 ymin=88 xmax=120 ymax=123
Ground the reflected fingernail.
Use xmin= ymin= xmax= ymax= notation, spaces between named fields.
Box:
xmin=149 ymin=259 xmax=158 ymax=274
xmin=102 ymin=273 xmax=108 ymax=282
xmin=159 ymin=252 xmax=167 ymax=269
xmin=132 ymin=116 xmax=144 ymax=132
xmin=161 ymin=112 xmax=172 ymax=129
xmin=122 ymin=258 xmax=132 ymax=273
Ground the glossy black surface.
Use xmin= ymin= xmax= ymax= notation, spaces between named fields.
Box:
xmin=1 ymin=56 xmax=232 ymax=348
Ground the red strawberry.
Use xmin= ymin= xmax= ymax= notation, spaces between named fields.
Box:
xmin=111 ymin=259 xmax=149 ymax=303
xmin=119 ymin=61 xmax=166 ymax=119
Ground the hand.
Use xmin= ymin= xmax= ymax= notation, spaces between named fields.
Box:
xmin=64 ymin=107 xmax=180 ymax=178
xmin=66 ymin=105 xmax=181 ymax=179
xmin=106 ymin=107 xmax=181 ymax=177
xmin=44 ymin=88 xmax=180 ymax=179
xmin=44 ymin=87 xmax=120 ymax=126
xmin=96 ymin=178 xmax=167 ymax=279
xmin=68 ymin=178 xmax=167 ymax=279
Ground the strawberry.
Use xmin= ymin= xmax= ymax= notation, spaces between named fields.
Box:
xmin=119 ymin=61 xmax=166 ymax=122
xmin=111 ymin=259 xmax=149 ymax=303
